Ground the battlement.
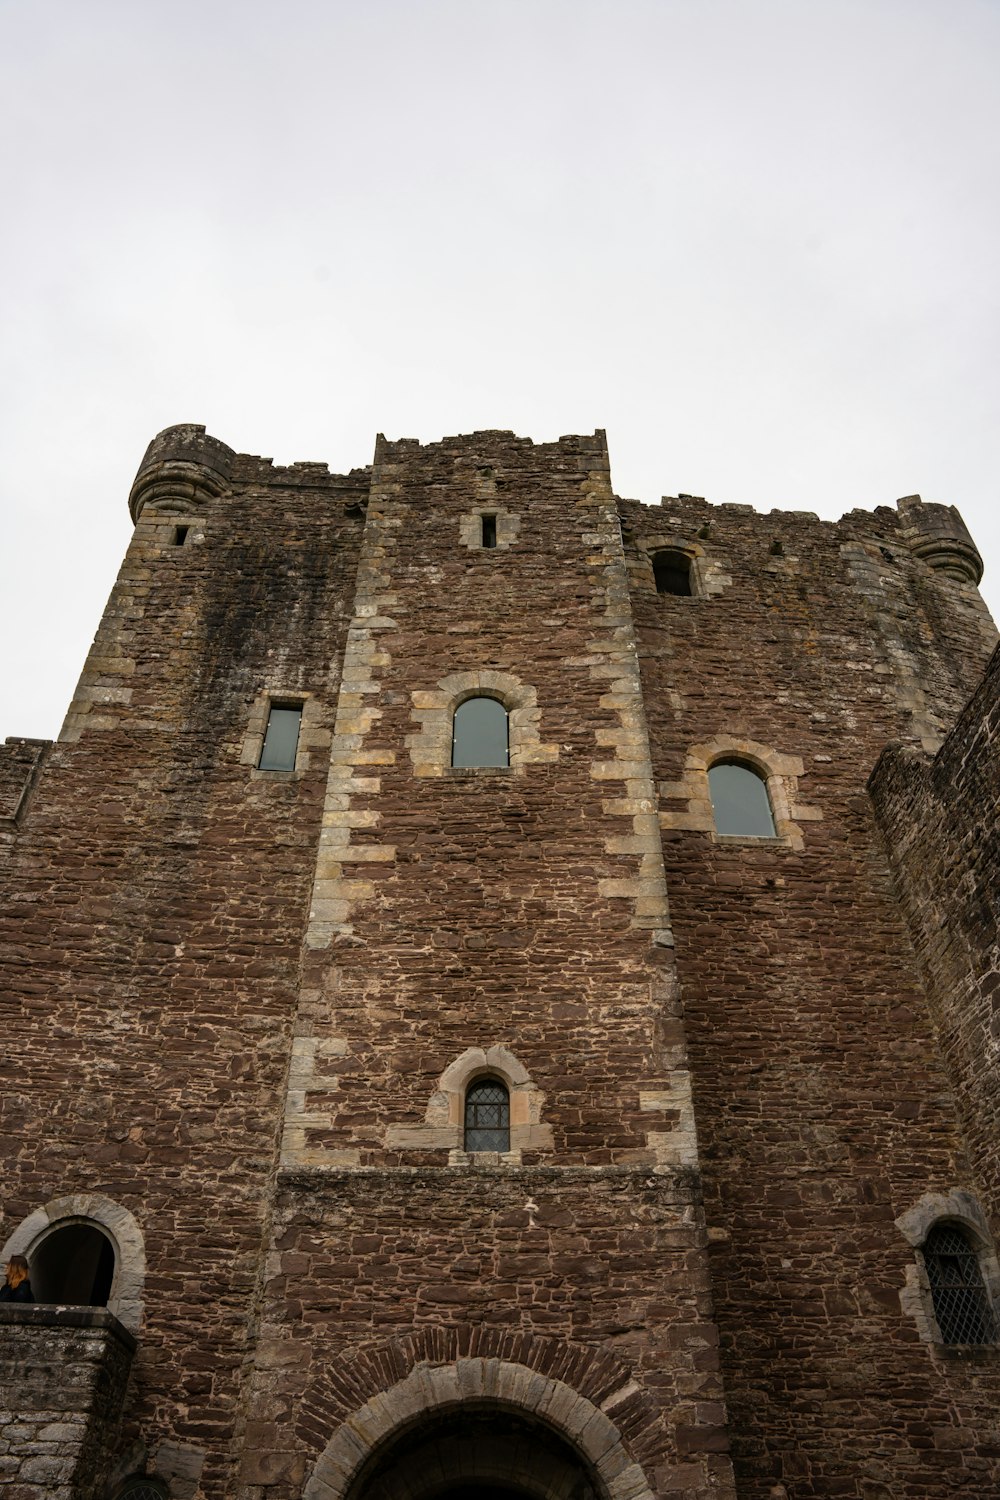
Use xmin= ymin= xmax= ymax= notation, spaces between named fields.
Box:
xmin=129 ymin=427 xmax=986 ymax=594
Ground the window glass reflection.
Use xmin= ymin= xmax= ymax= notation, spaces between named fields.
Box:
xmin=259 ymin=706 xmax=302 ymax=771
xmin=708 ymin=761 xmax=776 ymax=837
xmin=452 ymin=697 xmax=509 ymax=768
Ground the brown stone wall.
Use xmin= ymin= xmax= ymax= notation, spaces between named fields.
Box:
xmin=246 ymin=431 xmax=730 ymax=1500
xmin=870 ymin=642 xmax=1000 ymax=1225
xmin=0 ymin=438 xmax=369 ymax=1494
xmin=0 ymin=1305 xmax=135 ymax=1499
xmin=285 ymin=431 xmax=690 ymax=1174
xmin=238 ymin=1168 xmax=730 ymax=1500
xmin=0 ymin=736 xmax=50 ymax=852
xmin=625 ymin=492 xmax=1000 ymax=1498
xmin=3 ymin=427 xmax=999 ymax=1500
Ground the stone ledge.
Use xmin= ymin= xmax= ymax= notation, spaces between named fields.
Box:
xmin=0 ymin=1303 xmax=137 ymax=1354
xmin=277 ymin=1162 xmax=703 ymax=1191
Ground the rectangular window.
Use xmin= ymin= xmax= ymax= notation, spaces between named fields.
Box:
xmin=259 ymin=704 xmax=302 ymax=771
xmin=481 ymin=514 xmax=497 ymax=549
xmin=172 ymin=525 xmax=189 ymax=546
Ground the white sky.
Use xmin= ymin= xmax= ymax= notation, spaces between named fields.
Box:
xmin=2 ymin=0 xmax=998 ymax=743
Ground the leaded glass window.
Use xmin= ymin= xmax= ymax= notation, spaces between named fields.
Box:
xmin=708 ymin=760 xmax=777 ymax=838
xmin=924 ymin=1223 xmax=997 ymax=1345
xmin=451 ymin=697 xmax=509 ymax=769
xmin=259 ymin=704 xmax=302 ymax=771
xmin=464 ymin=1079 xmax=510 ymax=1153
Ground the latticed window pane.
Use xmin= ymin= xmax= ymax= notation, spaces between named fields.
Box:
xmin=464 ymin=1079 xmax=510 ymax=1152
xmin=924 ymin=1224 xmax=998 ymax=1345
xmin=117 ymin=1482 xmax=167 ymax=1500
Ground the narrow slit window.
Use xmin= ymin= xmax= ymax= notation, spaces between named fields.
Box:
xmin=464 ymin=1078 xmax=510 ymax=1152
xmin=923 ymin=1223 xmax=998 ymax=1345
xmin=653 ymin=549 xmax=692 ymax=596
xmin=708 ymin=760 xmax=777 ymax=838
xmin=259 ymin=704 xmax=302 ymax=772
xmin=172 ymin=525 xmax=189 ymax=546
xmin=451 ymin=696 xmax=509 ymax=769
xmin=481 ymin=514 xmax=497 ymax=549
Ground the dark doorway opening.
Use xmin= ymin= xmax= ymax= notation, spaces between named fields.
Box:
xmin=31 ymin=1223 xmax=116 ymax=1306
xmin=349 ymin=1406 xmax=602 ymax=1500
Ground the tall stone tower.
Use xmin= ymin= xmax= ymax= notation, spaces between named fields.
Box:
xmin=1 ymin=426 xmax=998 ymax=1500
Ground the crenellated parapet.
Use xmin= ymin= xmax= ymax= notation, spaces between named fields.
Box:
xmin=128 ymin=423 xmax=236 ymax=522
xmin=896 ymin=493 xmax=984 ymax=583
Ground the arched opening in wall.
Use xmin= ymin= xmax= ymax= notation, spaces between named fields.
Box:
xmin=451 ymin=696 xmax=509 ymax=769
xmin=923 ymin=1222 xmax=998 ymax=1344
xmin=346 ymin=1405 xmax=604 ymax=1500
xmin=708 ymin=759 xmax=777 ymax=838
xmin=652 ymin=550 xmax=692 ymax=596
xmin=31 ymin=1222 xmax=116 ymax=1307
xmin=464 ymin=1078 xmax=510 ymax=1153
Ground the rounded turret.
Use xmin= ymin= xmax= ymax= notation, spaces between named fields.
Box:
xmin=128 ymin=424 xmax=236 ymax=523
xmin=896 ymin=494 xmax=984 ymax=584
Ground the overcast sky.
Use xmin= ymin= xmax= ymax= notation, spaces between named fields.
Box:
xmin=3 ymin=0 xmax=998 ymax=743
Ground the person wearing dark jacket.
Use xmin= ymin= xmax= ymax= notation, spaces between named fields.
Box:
xmin=0 ymin=1255 xmax=34 ymax=1302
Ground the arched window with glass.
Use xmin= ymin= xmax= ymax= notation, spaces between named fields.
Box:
xmin=464 ymin=1078 xmax=510 ymax=1153
xmin=708 ymin=759 xmax=777 ymax=838
xmin=451 ymin=696 xmax=509 ymax=769
xmin=923 ymin=1223 xmax=998 ymax=1345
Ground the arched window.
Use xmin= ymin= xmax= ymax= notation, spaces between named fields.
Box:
xmin=708 ymin=760 xmax=777 ymax=838
xmin=31 ymin=1222 xmax=116 ymax=1307
xmin=451 ymin=696 xmax=509 ymax=769
xmin=115 ymin=1482 xmax=167 ymax=1500
xmin=652 ymin=550 xmax=693 ymax=596
xmin=923 ymin=1223 xmax=998 ymax=1345
xmin=464 ymin=1079 xmax=510 ymax=1153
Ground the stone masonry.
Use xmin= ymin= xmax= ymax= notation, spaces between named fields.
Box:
xmin=0 ymin=425 xmax=998 ymax=1500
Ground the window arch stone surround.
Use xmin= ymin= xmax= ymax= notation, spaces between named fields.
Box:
xmin=659 ymin=734 xmax=821 ymax=851
xmin=895 ymin=1188 xmax=1000 ymax=1346
xmin=0 ymin=1192 xmax=146 ymax=1334
xmin=458 ymin=504 xmax=521 ymax=550
xmin=302 ymin=1356 xmax=655 ymax=1500
xmin=384 ymin=1044 xmax=553 ymax=1163
xmin=406 ymin=669 xmax=559 ymax=777
xmin=633 ymin=533 xmax=732 ymax=599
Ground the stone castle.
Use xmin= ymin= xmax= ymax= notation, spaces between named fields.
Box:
xmin=1 ymin=424 xmax=998 ymax=1500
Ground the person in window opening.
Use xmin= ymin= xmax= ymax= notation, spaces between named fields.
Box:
xmin=0 ymin=1255 xmax=34 ymax=1303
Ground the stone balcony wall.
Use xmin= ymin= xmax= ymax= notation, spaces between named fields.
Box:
xmin=0 ymin=1305 xmax=135 ymax=1499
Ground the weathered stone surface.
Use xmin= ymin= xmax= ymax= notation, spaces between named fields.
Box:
xmin=1 ymin=428 xmax=998 ymax=1500
xmin=0 ymin=1307 xmax=135 ymax=1498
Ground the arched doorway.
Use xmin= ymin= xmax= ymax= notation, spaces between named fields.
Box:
xmin=31 ymin=1221 xmax=115 ymax=1306
xmin=304 ymin=1356 xmax=653 ymax=1500
xmin=346 ymin=1405 xmax=601 ymax=1500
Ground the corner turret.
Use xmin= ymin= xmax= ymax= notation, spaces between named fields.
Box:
xmin=128 ymin=423 xmax=236 ymax=523
xmin=896 ymin=494 xmax=984 ymax=584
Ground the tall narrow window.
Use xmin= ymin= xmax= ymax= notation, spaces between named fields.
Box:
xmin=464 ymin=1079 xmax=510 ymax=1152
xmin=172 ymin=525 xmax=189 ymax=546
xmin=653 ymin=550 xmax=692 ymax=596
xmin=259 ymin=704 xmax=302 ymax=771
xmin=451 ymin=696 xmax=509 ymax=768
xmin=708 ymin=760 xmax=777 ymax=838
xmin=481 ymin=514 xmax=497 ymax=549
xmin=923 ymin=1224 xmax=998 ymax=1344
